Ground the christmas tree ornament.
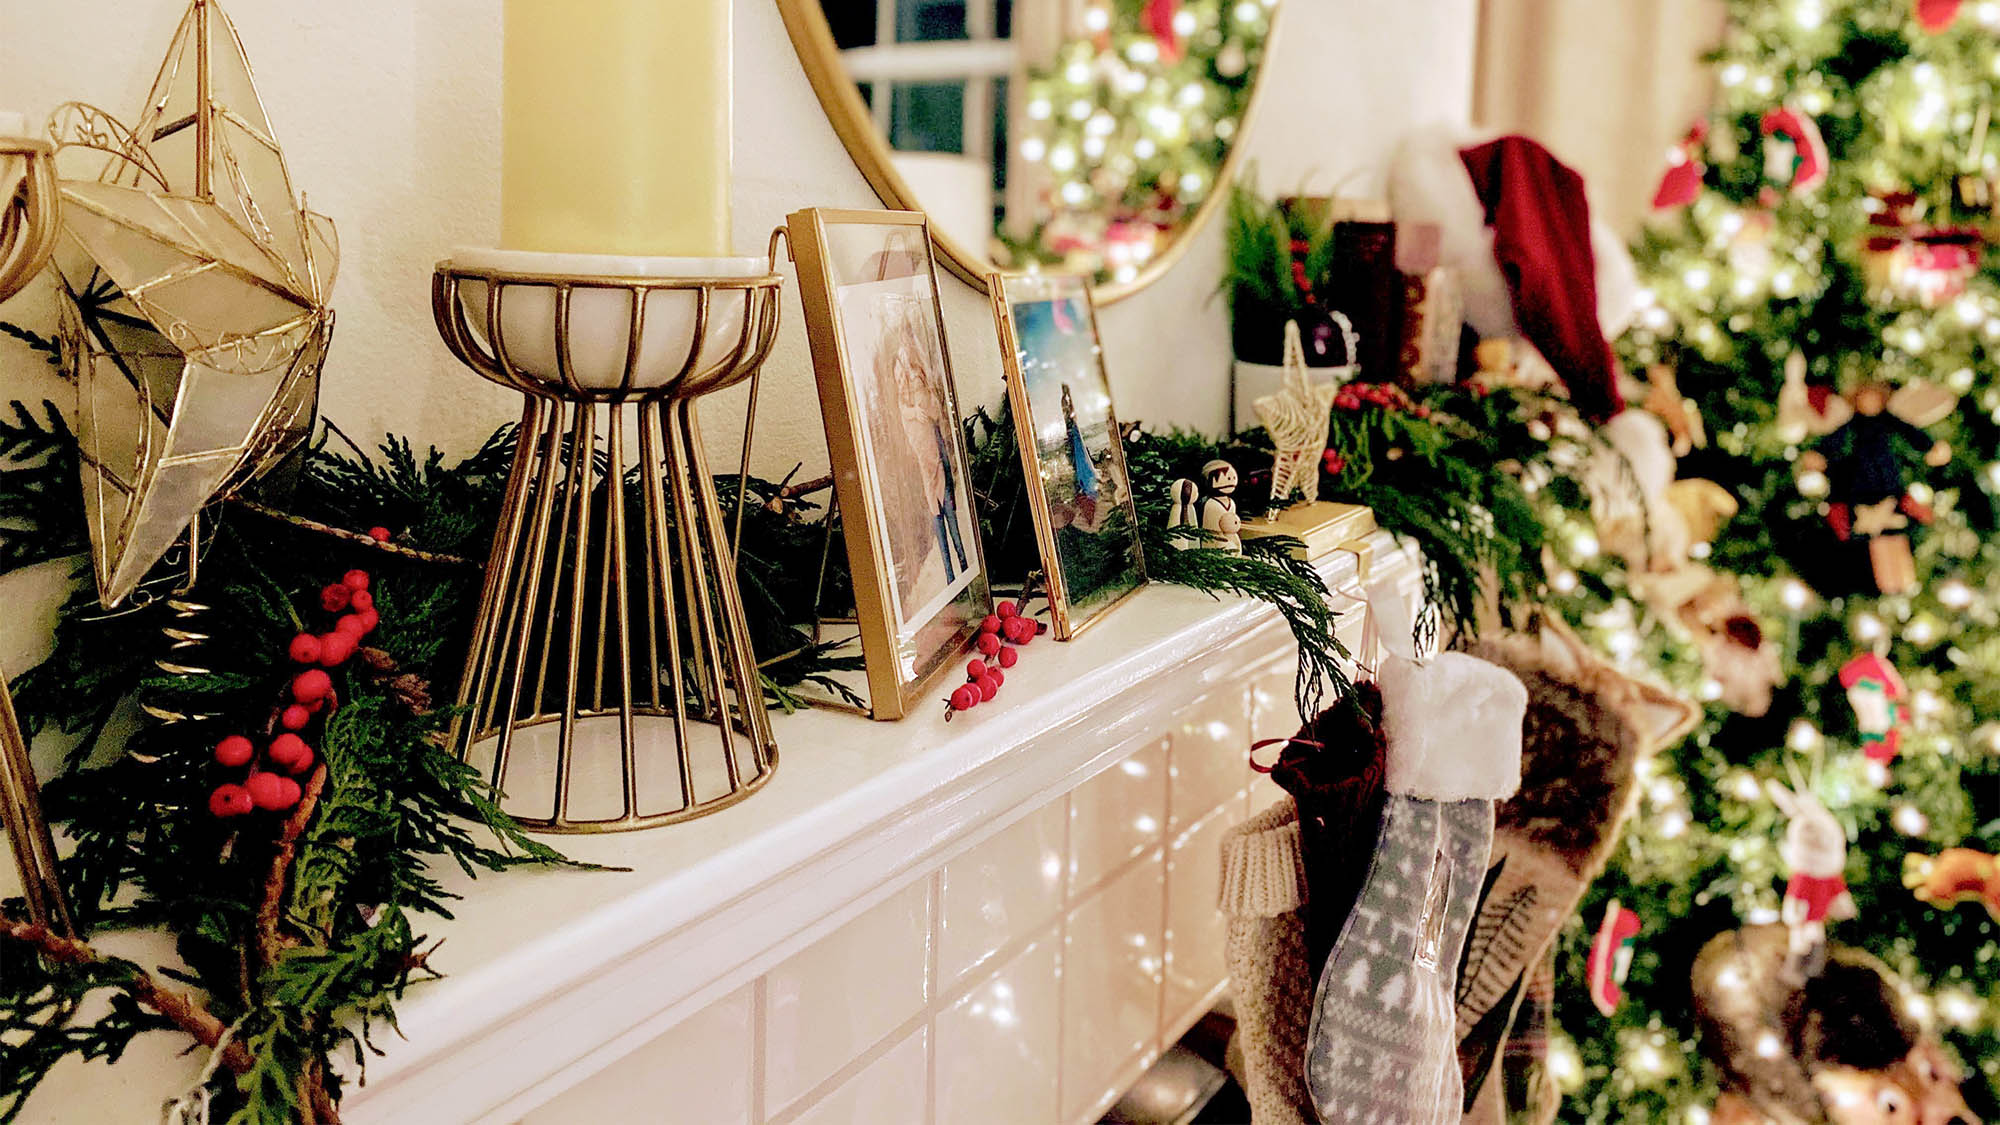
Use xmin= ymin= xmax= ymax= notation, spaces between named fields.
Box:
xmin=1586 ymin=409 xmax=1681 ymax=569
xmin=1587 ymin=900 xmax=1641 ymax=1017
xmin=1303 ymin=650 xmax=1525 ymax=1124
xmin=1839 ymin=652 xmax=1910 ymax=767
xmin=1885 ymin=377 xmax=1960 ymax=428
xmin=1167 ymin=458 xmax=1244 ymax=552
xmin=1915 ymin=0 xmax=1965 ymax=33
xmin=1761 ymin=106 xmax=1829 ymax=197
xmin=1770 ymin=780 xmax=1857 ymax=978
xmin=1805 ymin=382 xmax=1950 ymax=595
xmin=1651 ymin=121 xmax=1709 ymax=211
xmin=49 ymin=0 xmax=338 ymax=608
xmin=1255 ymin=319 xmax=1348 ymax=506
xmin=1693 ymin=926 xmax=1976 ymax=1125
xmin=1634 ymin=363 xmax=1707 ymax=456
xmin=1776 ymin=350 xmax=1853 ymax=444
xmin=1902 ymin=847 xmax=2000 ymax=917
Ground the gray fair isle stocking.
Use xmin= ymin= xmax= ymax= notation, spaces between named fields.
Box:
xmin=1303 ymin=652 xmax=1526 ymax=1125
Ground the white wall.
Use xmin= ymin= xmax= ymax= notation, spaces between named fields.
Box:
xmin=0 ymin=0 xmax=1474 ymax=660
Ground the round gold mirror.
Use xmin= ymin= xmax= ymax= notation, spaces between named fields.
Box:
xmin=776 ymin=0 xmax=1279 ymax=302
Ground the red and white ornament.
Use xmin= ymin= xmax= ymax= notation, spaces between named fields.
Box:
xmin=1839 ymin=651 xmax=1909 ymax=768
xmin=1587 ymin=900 xmax=1641 ymax=1016
xmin=1760 ymin=106 xmax=1829 ymax=196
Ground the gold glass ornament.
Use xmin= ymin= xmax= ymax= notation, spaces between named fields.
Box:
xmin=49 ymin=0 xmax=337 ymax=608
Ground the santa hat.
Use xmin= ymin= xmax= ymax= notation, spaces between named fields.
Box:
xmin=1388 ymin=128 xmax=1631 ymax=422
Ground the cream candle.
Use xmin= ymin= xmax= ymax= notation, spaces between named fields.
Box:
xmin=501 ymin=0 xmax=731 ymax=257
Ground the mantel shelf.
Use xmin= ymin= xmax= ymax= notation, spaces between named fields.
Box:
xmin=21 ymin=532 xmax=1419 ymax=1125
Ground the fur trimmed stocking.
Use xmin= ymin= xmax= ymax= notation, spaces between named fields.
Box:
xmin=1304 ymin=652 xmax=1526 ymax=1124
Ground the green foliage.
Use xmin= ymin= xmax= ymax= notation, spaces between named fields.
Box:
xmin=0 ymin=413 xmax=575 ymax=1122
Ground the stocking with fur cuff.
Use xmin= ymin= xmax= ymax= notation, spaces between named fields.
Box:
xmin=1304 ymin=652 xmax=1526 ymax=1125
xmin=1457 ymin=620 xmax=1701 ymax=1121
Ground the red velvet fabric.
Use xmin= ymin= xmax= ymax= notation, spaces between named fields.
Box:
xmin=1460 ymin=136 xmax=1625 ymax=422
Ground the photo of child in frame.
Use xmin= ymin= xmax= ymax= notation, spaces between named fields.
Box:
xmin=1002 ymin=277 xmax=1145 ymax=626
xmin=837 ymin=277 xmax=983 ymax=668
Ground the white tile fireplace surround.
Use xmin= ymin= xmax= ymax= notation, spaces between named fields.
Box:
xmin=25 ymin=534 xmax=1420 ymax=1125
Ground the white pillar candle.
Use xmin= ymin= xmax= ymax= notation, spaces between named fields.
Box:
xmin=0 ymin=112 xmax=26 ymax=137
xmin=501 ymin=0 xmax=732 ymax=257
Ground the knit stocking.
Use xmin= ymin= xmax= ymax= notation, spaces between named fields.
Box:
xmin=1303 ymin=652 xmax=1526 ymax=1125
xmin=1219 ymin=802 xmax=1315 ymax=1125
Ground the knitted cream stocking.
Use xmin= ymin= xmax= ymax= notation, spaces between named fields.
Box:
xmin=1303 ymin=653 xmax=1526 ymax=1125
xmin=1220 ymin=802 xmax=1315 ymax=1125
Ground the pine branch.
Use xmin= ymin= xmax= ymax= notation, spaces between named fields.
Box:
xmin=0 ymin=919 xmax=253 ymax=1075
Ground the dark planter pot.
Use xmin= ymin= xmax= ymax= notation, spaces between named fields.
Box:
xmin=1231 ymin=302 xmax=1351 ymax=367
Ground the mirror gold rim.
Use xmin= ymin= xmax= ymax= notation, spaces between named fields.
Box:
xmin=773 ymin=0 xmax=1281 ymax=305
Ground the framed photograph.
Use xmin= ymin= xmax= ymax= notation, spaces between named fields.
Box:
xmin=989 ymin=272 xmax=1146 ymax=639
xmin=787 ymin=208 xmax=992 ymax=719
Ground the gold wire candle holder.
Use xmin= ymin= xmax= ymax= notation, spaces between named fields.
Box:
xmin=1 ymin=126 xmax=72 ymax=932
xmin=0 ymin=134 xmax=57 ymax=301
xmin=432 ymin=246 xmax=783 ymax=832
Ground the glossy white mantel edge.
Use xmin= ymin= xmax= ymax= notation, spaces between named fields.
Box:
xmin=14 ymin=535 xmax=1405 ymax=1124
xmin=322 ymin=534 xmax=1408 ymax=1123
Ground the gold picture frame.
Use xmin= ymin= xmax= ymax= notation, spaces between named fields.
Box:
xmin=990 ymin=272 xmax=1147 ymax=639
xmin=787 ymin=208 xmax=993 ymax=720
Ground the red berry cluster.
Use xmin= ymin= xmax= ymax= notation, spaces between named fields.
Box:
xmin=946 ymin=600 xmax=1043 ymax=716
xmin=1333 ymin=381 xmax=1430 ymax=419
xmin=207 ymin=569 xmax=381 ymax=819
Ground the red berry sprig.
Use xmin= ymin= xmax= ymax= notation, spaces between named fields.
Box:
xmin=1333 ymin=381 xmax=1430 ymax=419
xmin=207 ymin=568 xmax=382 ymax=819
xmin=945 ymin=598 xmax=1044 ymax=718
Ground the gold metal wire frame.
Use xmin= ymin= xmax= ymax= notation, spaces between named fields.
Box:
xmin=0 ymin=677 xmax=69 ymax=934
xmin=431 ymin=260 xmax=783 ymax=832
xmin=0 ymin=136 xmax=58 ymax=304
xmin=0 ymin=132 xmax=73 ymax=934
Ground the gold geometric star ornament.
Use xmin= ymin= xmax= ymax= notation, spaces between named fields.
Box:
xmin=49 ymin=0 xmax=337 ymax=607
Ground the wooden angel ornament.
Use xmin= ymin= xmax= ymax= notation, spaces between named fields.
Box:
xmin=1168 ymin=459 xmax=1243 ymax=553
xmin=1797 ymin=380 xmax=1952 ymax=596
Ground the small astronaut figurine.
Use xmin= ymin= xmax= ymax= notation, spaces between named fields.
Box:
xmin=1169 ymin=459 xmax=1243 ymax=553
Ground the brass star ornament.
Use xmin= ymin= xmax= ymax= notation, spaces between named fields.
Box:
xmin=50 ymin=0 xmax=337 ymax=606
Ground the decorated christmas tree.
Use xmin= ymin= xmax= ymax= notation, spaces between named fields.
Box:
xmin=1007 ymin=0 xmax=1273 ymax=280
xmin=1540 ymin=1 xmax=2000 ymax=1120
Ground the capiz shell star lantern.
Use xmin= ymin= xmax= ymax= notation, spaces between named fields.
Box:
xmin=49 ymin=0 xmax=337 ymax=607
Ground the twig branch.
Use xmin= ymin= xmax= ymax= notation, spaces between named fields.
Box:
xmin=777 ymin=473 xmax=833 ymax=500
xmin=0 ymin=919 xmax=254 ymax=1075
xmin=229 ymin=499 xmax=480 ymax=568
xmin=257 ymin=764 xmax=328 ymax=969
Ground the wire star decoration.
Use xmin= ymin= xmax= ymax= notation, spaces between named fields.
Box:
xmin=49 ymin=0 xmax=337 ymax=607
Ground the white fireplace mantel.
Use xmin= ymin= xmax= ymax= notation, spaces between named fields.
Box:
xmin=22 ymin=532 xmax=1421 ymax=1125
